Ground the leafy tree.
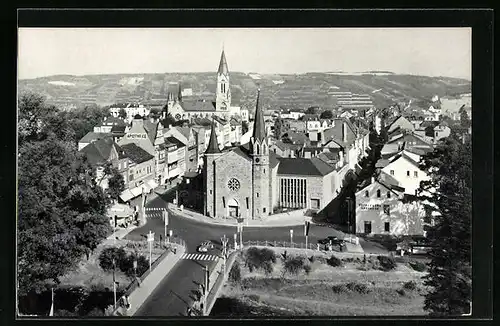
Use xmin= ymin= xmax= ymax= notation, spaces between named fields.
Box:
xmin=65 ymin=105 xmax=109 ymax=142
xmin=118 ymin=108 xmax=127 ymax=119
xmin=17 ymin=93 xmax=112 ymax=296
xmin=242 ymin=120 xmax=249 ymax=134
xmin=273 ymin=118 xmax=282 ymax=139
xmin=459 ymin=105 xmax=471 ymax=128
xmin=306 ymin=106 xmax=319 ymax=115
xmin=411 ymin=134 xmax=471 ymax=316
xmin=320 ymin=110 xmax=333 ymax=119
xmin=105 ymin=164 xmax=125 ymax=202
xmin=161 ymin=113 xmax=177 ymax=128
xmin=98 ymin=247 xmax=127 ymax=271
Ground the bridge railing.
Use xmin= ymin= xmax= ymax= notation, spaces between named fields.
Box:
xmin=109 ymin=238 xmax=187 ymax=316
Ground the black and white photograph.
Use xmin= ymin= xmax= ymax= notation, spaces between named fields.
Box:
xmin=15 ymin=10 xmax=489 ymax=319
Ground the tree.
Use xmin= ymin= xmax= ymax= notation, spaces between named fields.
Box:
xmin=319 ymin=110 xmax=333 ymax=119
xmin=242 ymin=120 xmax=249 ymax=134
xmin=161 ymin=113 xmax=177 ymax=129
xmin=17 ymin=93 xmax=112 ymax=295
xmin=306 ymin=106 xmax=319 ymax=115
xmin=459 ymin=105 xmax=471 ymax=128
xmin=118 ymin=108 xmax=127 ymax=119
xmin=65 ymin=105 xmax=109 ymax=142
xmin=105 ymin=164 xmax=125 ymax=202
xmin=412 ymin=135 xmax=471 ymax=316
xmin=273 ymin=118 xmax=282 ymax=139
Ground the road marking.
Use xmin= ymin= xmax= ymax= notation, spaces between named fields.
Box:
xmin=181 ymin=253 xmax=219 ymax=261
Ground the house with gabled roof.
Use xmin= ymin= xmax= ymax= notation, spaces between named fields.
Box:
xmin=387 ymin=115 xmax=414 ymax=134
xmin=378 ymin=151 xmax=430 ymax=196
xmin=355 ymin=172 xmax=426 ymax=236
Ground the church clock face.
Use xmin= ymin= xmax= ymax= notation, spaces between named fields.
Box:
xmin=227 ymin=178 xmax=241 ymax=192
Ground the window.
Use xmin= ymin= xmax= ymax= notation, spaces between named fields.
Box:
xmin=365 ymin=190 xmax=369 ymax=197
xmin=256 ymin=193 xmax=259 ymax=198
xmin=414 ymin=171 xmax=418 ymax=177
xmin=387 ymin=191 xmax=391 ymax=198
xmin=407 ymin=171 xmax=410 ymax=177
xmin=377 ymin=189 xmax=381 ymax=198
xmin=364 ymin=221 xmax=372 ymax=234
xmin=384 ymin=222 xmax=390 ymax=232
xmin=263 ymin=168 xmax=266 ymax=174
xmin=263 ymin=208 xmax=266 ymax=213
xmin=390 ymin=170 xmax=394 ymax=176
xmin=383 ymin=204 xmax=390 ymax=215
xmin=209 ymin=190 xmax=212 ymax=194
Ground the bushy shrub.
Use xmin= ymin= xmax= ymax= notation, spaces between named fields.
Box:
xmin=409 ymin=260 xmax=427 ymax=272
xmin=326 ymin=255 xmax=342 ymax=267
xmin=98 ymin=247 xmax=127 ymax=271
xmin=377 ymin=255 xmax=397 ymax=271
xmin=346 ymin=281 xmax=370 ymax=294
xmin=262 ymin=261 xmax=274 ymax=275
xmin=303 ymin=264 xmax=312 ymax=275
xmin=86 ymin=307 xmax=105 ymax=316
xmin=332 ymin=284 xmax=348 ymax=293
xmin=229 ymin=261 xmax=242 ymax=283
xmin=245 ymin=247 xmax=277 ymax=272
xmin=247 ymin=294 xmax=260 ymax=302
xmin=403 ymin=281 xmax=417 ymax=291
xmin=283 ymin=256 xmax=304 ymax=276
xmin=121 ymin=254 xmax=149 ymax=277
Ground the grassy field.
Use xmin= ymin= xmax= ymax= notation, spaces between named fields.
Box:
xmin=216 ymin=248 xmax=429 ymax=316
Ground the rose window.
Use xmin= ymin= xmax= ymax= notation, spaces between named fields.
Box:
xmin=227 ymin=178 xmax=241 ymax=191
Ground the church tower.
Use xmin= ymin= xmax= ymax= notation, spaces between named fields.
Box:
xmin=167 ymin=91 xmax=175 ymax=111
xmin=250 ymin=89 xmax=270 ymax=218
xmin=204 ymin=119 xmax=222 ymax=218
xmin=215 ymin=49 xmax=231 ymax=112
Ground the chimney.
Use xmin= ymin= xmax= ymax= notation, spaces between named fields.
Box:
xmin=343 ymin=121 xmax=347 ymax=142
xmin=371 ymin=176 xmax=375 ymax=184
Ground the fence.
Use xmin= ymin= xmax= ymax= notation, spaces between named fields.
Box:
xmin=109 ymin=238 xmax=187 ymax=316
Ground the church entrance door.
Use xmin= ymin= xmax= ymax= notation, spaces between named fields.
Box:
xmin=227 ymin=198 xmax=239 ymax=218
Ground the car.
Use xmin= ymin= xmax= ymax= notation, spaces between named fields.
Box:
xmin=397 ymin=236 xmax=432 ymax=255
xmin=318 ymin=236 xmax=345 ymax=246
xmin=197 ymin=240 xmax=214 ymax=253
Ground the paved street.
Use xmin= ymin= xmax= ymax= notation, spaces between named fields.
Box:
xmin=126 ymin=191 xmax=374 ymax=316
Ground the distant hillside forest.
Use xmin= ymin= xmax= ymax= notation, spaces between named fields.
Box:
xmin=18 ymin=72 xmax=471 ymax=113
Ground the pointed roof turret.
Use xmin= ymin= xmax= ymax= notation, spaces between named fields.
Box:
xmin=252 ymin=89 xmax=266 ymax=142
xmin=205 ymin=119 xmax=221 ymax=154
xmin=217 ymin=50 xmax=229 ymax=75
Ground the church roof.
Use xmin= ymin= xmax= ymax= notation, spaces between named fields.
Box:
xmin=252 ymin=90 xmax=266 ymax=142
xmin=182 ymin=99 xmax=216 ymax=112
xmin=205 ymin=122 xmax=221 ymax=154
xmin=218 ymin=50 xmax=229 ymax=75
xmin=277 ymin=157 xmax=335 ymax=176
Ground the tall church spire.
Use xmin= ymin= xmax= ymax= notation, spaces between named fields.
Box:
xmin=205 ymin=119 xmax=221 ymax=154
xmin=218 ymin=49 xmax=229 ymax=75
xmin=252 ymin=89 xmax=266 ymax=142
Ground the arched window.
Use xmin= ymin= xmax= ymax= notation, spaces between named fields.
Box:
xmin=387 ymin=191 xmax=391 ymax=198
xmin=377 ymin=189 xmax=381 ymax=198
xmin=262 ymin=143 xmax=267 ymax=154
xmin=365 ymin=190 xmax=369 ymax=197
xmin=255 ymin=143 xmax=260 ymax=155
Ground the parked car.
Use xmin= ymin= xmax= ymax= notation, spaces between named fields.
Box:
xmin=197 ymin=240 xmax=214 ymax=253
xmin=318 ymin=236 xmax=345 ymax=246
xmin=397 ymin=236 xmax=432 ymax=255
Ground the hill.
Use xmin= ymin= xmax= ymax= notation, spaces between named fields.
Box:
xmin=18 ymin=72 xmax=471 ymax=112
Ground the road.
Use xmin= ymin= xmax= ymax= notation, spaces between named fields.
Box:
xmin=126 ymin=190 xmax=377 ymax=316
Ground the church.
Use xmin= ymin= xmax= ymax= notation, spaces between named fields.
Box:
xmin=203 ymin=90 xmax=340 ymax=221
xmin=165 ymin=50 xmax=246 ymax=121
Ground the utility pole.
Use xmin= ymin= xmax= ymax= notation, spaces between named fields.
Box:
xmin=112 ymin=258 xmax=117 ymax=310
xmin=233 ymin=233 xmax=237 ymax=250
xmin=203 ymin=265 xmax=209 ymax=316
xmin=147 ymin=231 xmax=154 ymax=270
xmin=163 ymin=209 xmax=168 ymax=246
xmin=221 ymin=235 xmax=228 ymax=274
xmin=239 ymin=221 xmax=243 ymax=249
xmin=290 ymin=229 xmax=293 ymax=247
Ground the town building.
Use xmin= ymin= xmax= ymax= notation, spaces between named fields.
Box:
xmin=203 ymin=89 xmax=341 ymax=220
xmin=164 ymin=50 xmax=245 ymax=122
xmin=118 ymin=143 xmax=156 ymax=202
xmin=355 ymin=173 xmax=426 ymax=236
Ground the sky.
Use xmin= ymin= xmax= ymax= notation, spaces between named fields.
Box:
xmin=18 ymin=28 xmax=471 ymax=80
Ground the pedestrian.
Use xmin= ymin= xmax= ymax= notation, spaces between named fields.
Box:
xmin=363 ymin=254 xmax=366 ymax=264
